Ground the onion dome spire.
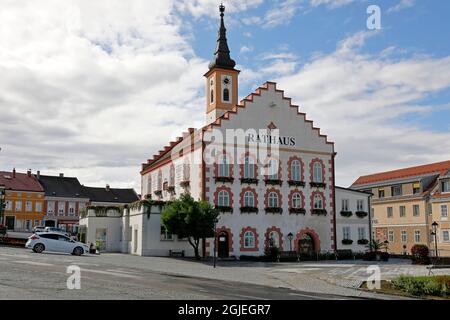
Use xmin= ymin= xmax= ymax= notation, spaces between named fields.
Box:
xmin=208 ymin=4 xmax=236 ymax=70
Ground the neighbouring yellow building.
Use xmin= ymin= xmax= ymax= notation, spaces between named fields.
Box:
xmin=352 ymin=160 xmax=450 ymax=257
xmin=0 ymin=169 xmax=45 ymax=231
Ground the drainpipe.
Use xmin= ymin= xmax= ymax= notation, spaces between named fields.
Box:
xmin=368 ymin=193 xmax=373 ymax=244
xmin=332 ymin=152 xmax=337 ymax=253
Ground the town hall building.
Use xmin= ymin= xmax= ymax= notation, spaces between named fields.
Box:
xmin=80 ymin=5 xmax=371 ymax=257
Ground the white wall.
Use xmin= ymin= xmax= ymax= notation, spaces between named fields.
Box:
xmin=335 ymin=187 xmax=371 ymax=252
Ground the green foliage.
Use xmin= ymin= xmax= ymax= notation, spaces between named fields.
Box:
xmin=161 ymin=193 xmax=219 ymax=259
xmin=264 ymin=246 xmax=280 ymax=262
xmin=366 ymin=239 xmax=387 ymax=252
xmin=392 ymin=275 xmax=450 ymax=297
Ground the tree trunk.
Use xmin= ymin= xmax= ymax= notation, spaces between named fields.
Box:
xmin=188 ymin=237 xmax=201 ymax=260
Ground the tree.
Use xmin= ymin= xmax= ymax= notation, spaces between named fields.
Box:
xmin=366 ymin=239 xmax=387 ymax=252
xmin=161 ymin=193 xmax=219 ymax=260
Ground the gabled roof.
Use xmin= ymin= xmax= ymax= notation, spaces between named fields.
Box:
xmin=0 ymin=171 xmax=44 ymax=192
xmin=82 ymin=186 xmax=139 ymax=204
xmin=141 ymin=81 xmax=334 ymax=174
xmin=36 ymin=175 xmax=85 ymax=198
xmin=352 ymin=160 xmax=450 ymax=186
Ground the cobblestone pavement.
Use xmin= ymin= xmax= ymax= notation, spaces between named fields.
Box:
xmin=3 ymin=246 xmax=443 ymax=299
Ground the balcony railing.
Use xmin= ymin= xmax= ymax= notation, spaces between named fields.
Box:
xmin=265 ymin=207 xmax=283 ymax=214
xmin=311 ymin=209 xmax=327 ymax=216
xmin=240 ymin=178 xmax=258 ymax=185
xmin=264 ymin=179 xmax=283 ymax=186
xmin=288 ymin=180 xmax=305 ymax=187
xmin=310 ymin=182 xmax=326 ymax=188
xmin=240 ymin=207 xmax=259 ymax=213
xmin=214 ymin=176 xmax=234 ymax=183
xmin=289 ymin=208 xmax=306 ymax=215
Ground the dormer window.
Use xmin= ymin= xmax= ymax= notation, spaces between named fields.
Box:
xmin=442 ymin=180 xmax=450 ymax=193
xmin=413 ymin=182 xmax=421 ymax=194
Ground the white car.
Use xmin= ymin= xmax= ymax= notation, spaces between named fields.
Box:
xmin=26 ymin=232 xmax=89 ymax=256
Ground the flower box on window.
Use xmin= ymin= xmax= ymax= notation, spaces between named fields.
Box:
xmin=288 ymin=180 xmax=305 ymax=187
xmin=167 ymin=186 xmax=175 ymax=193
xmin=180 ymin=180 xmax=190 ymax=187
xmin=311 ymin=209 xmax=327 ymax=216
xmin=216 ymin=206 xmax=233 ymax=213
xmin=342 ymin=239 xmax=353 ymax=245
xmin=355 ymin=211 xmax=368 ymax=218
xmin=340 ymin=211 xmax=353 ymax=217
xmin=144 ymin=194 xmax=152 ymax=200
xmin=154 ymin=190 xmax=162 ymax=197
xmin=215 ymin=176 xmax=234 ymax=183
xmin=357 ymin=239 xmax=369 ymax=245
xmin=310 ymin=182 xmax=326 ymax=188
xmin=264 ymin=179 xmax=283 ymax=186
xmin=240 ymin=178 xmax=258 ymax=185
xmin=289 ymin=208 xmax=306 ymax=215
xmin=240 ymin=206 xmax=259 ymax=213
xmin=265 ymin=207 xmax=283 ymax=214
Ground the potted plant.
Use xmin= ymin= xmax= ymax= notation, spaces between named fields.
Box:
xmin=342 ymin=239 xmax=353 ymax=245
xmin=366 ymin=239 xmax=388 ymax=261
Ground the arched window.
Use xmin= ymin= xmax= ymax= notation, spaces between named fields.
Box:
xmin=268 ymin=192 xmax=279 ymax=208
xmin=291 ymin=160 xmax=301 ymax=181
xmin=218 ymin=190 xmax=230 ymax=207
xmin=218 ymin=155 xmax=229 ymax=177
xmin=169 ymin=166 xmax=175 ymax=186
xmin=268 ymin=159 xmax=278 ymax=179
xmin=244 ymin=156 xmax=254 ymax=179
xmin=314 ymin=194 xmax=323 ymax=209
xmin=210 ymin=89 xmax=214 ymax=103
xmin=244 ymin=191 xmax=255 ymax=207
xmin=157 ymin=171 xmax=162 ymax=190
xmin=269 ymin=231 xmax=279 ymax=248
xmin=313 ymin=162 xmax=323 ymax=183
xmin=244 ymin=231 xmax=255 ymax=248
xmin=183 ymin=162 xmax=190 ymax=181
xmin=223 ymin=88 xmax=230 ymax=102
xmin=292 ymin=193 xmax=302 ymax=208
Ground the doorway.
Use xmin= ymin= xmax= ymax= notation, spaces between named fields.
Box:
xmin=5 ymin=216 xmax=15 ymax=230
xmin=298 ymin=234 xmax=315 ymax=255
xmin=218 ymin=231 xmax=229 ymax=258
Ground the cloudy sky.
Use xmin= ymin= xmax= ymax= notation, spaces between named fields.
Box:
xmin=1 ymin=0 xmax=449 ymax=192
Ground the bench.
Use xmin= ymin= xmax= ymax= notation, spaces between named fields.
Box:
xmin=427 ymin=264 xmax=450 ymax=275
xmin=169 ymin=250 xmax=185 ymax=258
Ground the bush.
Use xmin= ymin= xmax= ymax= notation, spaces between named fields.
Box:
xmin=264 ymin=247 xmax=280 ymax=262
xmin=392 ymin=275 xmax=450 ymax=297
xmin=239 ymin=255 xmax=262 ymax=262
xmin=411 ymin=244 xmax=430 ymax=265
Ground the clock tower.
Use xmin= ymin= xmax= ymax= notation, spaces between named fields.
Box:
xmin=204 ymin=4 xmax=239 ymax=124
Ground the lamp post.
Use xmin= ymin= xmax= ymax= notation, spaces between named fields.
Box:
xmin=431 ymin=221 xmax=439 ymax=260
xmin=384 ymin=240 xmax=389 ymax=253
xmin=287 ymin=232 xmax=294 ymax=252
xmin=0 ymin=188 xmax=5 ymax=226
xmin=213 ymin=218 xmax=218 ymax=268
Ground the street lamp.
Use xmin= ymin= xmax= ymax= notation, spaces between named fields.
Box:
xmin=287 ymin=232 xmax=294 ymax=252
xmin=213 ymin=218 xmax=219 ymax=268
xmin=0 ymin=188 xmax=5 ymax=226
xmin=431 ymin=221 xmax=439 ymax=260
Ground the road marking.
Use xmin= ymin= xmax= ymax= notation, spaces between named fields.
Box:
xmin=288 ymin=292 xmax=346 ymax=300
xmin=82 ymin=268 xmax=141 ymax=279
xmin=231 ymin=294 xmax=270 ymax=300
xmin=106 ymin=269 xmax=139 ymax=275
xmin=12 ymin=260 xmax=54 ymax=266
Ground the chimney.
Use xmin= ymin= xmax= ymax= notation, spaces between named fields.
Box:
xmin=59 ymin=173 xmax=64 ymax=178
xmin=12 ymin=168 xmax=16 ymax=178
xmin=27 ymin=169 xmax=31 ymax=177
xmin=106 ymin=184 xmax=110 ymax=191
xmin=37 ymin=171 xmax=41 ymax=179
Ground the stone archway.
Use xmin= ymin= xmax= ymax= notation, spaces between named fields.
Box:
xmin=294 ymin=228 xmax=321 ymax=253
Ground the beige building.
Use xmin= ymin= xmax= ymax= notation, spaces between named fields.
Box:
xmin=352 ymin=160 xmax=450 ymax=256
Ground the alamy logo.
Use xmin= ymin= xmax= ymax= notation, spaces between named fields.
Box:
xmin=367 ymin=5 xmax=381 ymax=30
xmin=366 ymin=265 xmax=381 ymax=290
xmin=67 ymin=265 xmax=81 ymax=290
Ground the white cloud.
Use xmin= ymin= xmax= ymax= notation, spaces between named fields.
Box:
xmin=240 ymin=45 xmax=254 ymax=54
xmin=309 ymin=0 xmax=355 ymax=9
xmin=388 ymin=0 xmax=415 ymax=13
xmin=273 ymin=32 xmax=450 ymax=186
xmin=0 ymin=0 xmax=209 ymax=191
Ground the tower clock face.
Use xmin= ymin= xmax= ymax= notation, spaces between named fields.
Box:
xmin=223 ymin=77 xmax=230 ymax=85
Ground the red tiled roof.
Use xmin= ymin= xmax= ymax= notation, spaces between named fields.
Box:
xmin=0 ymin=171 xmax=44 ymax=192
xmin=352 ymin=160 xmax=450 ymax=186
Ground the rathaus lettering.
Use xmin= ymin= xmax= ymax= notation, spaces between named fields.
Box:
xmin=247 ymin=134 xmax=296 ymax=147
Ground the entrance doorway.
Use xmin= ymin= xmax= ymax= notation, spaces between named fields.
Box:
xmin=298 ymin=234 xmax=315 ymax=255
xmin=44 ymin=220 xmax=55 ymax=227
xmin=5 ymin=216 xmax=15 ymax=230
xmin=218 ymin=231 xmax=229 ymax=258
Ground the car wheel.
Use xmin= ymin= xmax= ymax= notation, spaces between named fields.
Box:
xmin=33 ymin=243 xmax=45 ymax=253
xmin=72 ymin=247 xmax=83 ymax=256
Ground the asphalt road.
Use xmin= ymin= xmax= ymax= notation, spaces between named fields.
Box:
xmin=0 ymin=246 xmax=363 ymax=300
